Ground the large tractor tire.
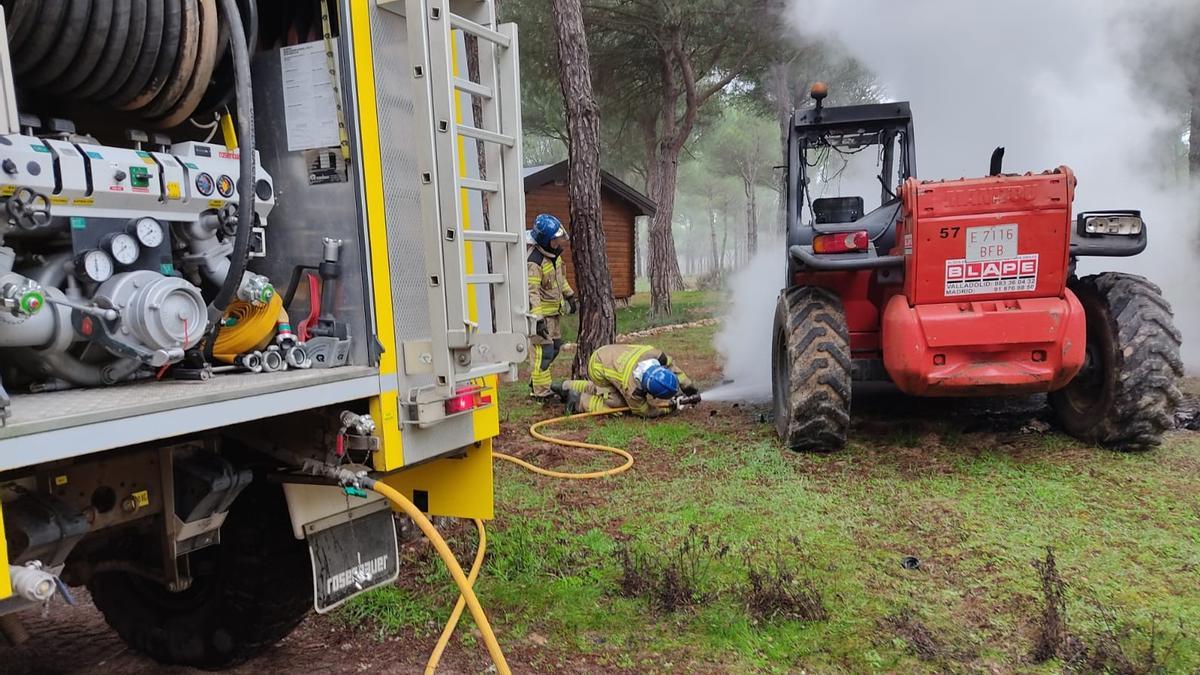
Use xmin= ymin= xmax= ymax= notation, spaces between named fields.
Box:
xmin=88 ymin=481 xmax=313 ymax=669
xmin=772 ymin=286 xmax=852 ymax=451
xmin=1050 ymin=273 xmax=1183 ymax=451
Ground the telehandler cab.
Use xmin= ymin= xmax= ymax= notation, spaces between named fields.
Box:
xmin=773 ymin=83 xmax=1183 ymax=452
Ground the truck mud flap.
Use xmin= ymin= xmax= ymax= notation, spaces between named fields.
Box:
xmin=308 ymin=507 xmax=399 ymax=613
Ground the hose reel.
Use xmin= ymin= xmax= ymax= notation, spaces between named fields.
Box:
xmin=1 ymin=0 xmax=251 ymax=128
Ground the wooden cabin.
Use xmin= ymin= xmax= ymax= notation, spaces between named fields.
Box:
xmin=523 ymin=161 xmax=656 ymax=300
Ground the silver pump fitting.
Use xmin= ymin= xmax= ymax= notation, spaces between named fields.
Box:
xmin=285 ymin=343 xmax=310 ymax=369
xmin=275 ymin=330 xmax=298 ymax=351
xmin=339 ymin=411 xmax=376 ymax=437
xmin=236 ymin=272 xmax=275 ymax=306
xmin=236 ymin=351 xmax=265 ymax=373
xmin=262 ymin=346 xmax=286 ymax=372
xmin=1 ymin=278 xmax=45 ymax=317
xmin=9 ymin=563 xmax=57 ymax=603
xmin=322 ymin=237 xmax=343 ymax=263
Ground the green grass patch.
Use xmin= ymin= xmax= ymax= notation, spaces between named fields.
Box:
xmin=346 ymin=326 xmax=1200 ymax=672
xmin=558 ymin=290 xmax=723 ymax=343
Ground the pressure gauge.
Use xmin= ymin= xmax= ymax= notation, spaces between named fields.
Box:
xmin=78 ymin=249 xmax=114 ymax=283
xmin=132 ymin=217 xmax=165 ymax=248
xmin=216 ymin=174 xmax=235 ymax=198
xmin=195 ymin=172 xmax=215 ymax=196
xmin=105 ymin=232 xmax=140 ymax=265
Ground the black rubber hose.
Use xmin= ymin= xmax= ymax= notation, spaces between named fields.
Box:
xmin=48 ymin=0 xmax=117 ymax=95
xmin=5 ymin=0 xmax=38 ymax=53
xmin=196 ymin=0 xmax=257 ymax=117
xmin=282 ymin=265 xmax=320 ymax=309
xmin=78 ymin=0 xmax=144 ymax=99
xmin=12 ymin=0 xmax=69 ymax=76
xmin=140 ymin=0 xmax=198 ymax=117
xmin=208 ymin=0 xmax=254 ymax=318
xmin=100 ymin=0 xmax=166 ymax=106
xmin=25 ymin=0 xmax=91 ymax=86
xmin=115 ymin=0 xmax=181 ymax=110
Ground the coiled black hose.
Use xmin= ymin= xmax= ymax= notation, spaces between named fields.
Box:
xmin=1 ymin=0 xmax=225 ymax=128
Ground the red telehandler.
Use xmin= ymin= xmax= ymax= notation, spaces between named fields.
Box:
xmin=773 ymin=84 xmax=1183 ymax=452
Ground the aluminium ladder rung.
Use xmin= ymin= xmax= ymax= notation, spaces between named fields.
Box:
xmin=446 ymin=12 xmax=511 ymax=49
xmin=462 ymin=230 xmax=520 ymax=244
xmin=460 ymin=177 xmax=499 ymax=192
xmin=454 ymin=362 xmax=512 ymax=383
xmin=456 ymin=124 xmax=515 ymax=147
xmin=453 ymin=77 xmax=493 ymax=100
xmin=465 ymin=273 xmax=505 ymax=284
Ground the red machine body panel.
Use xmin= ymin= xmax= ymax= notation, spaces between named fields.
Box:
xmin=877 ymin=167 xmax=1085 ymax=395
xmin=899 ymin=168 xmax=1075 ymax=305
xmin=881 ymin=293 xmax=1086 ymax=396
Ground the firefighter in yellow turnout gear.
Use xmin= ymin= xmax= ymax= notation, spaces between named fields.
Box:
xmin=554 ymin=344 xmax=698 ymax=417
xmin=527 ymin=214 xmax=577 ymax=398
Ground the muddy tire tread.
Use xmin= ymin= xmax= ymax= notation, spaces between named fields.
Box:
xmin=775 ymin=286 xmax=851 ymax=452
xmin=88 ymin=481 xmax=312 ymax=669
xmin=1052 ymin=272 xmax=1182 ymax=451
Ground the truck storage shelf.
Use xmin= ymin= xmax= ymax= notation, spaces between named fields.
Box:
xmin=0 ymin=367 xmax=381 ymax=468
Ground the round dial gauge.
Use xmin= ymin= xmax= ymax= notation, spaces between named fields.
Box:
xmin=79 ymin=250 xmax=114 ymax=283
xmin=195 ymin=172 xmax=215 ymax=196
xmin=106 ymin=232 xmax=140 ymax=265
xmin=216 ymin=174 xmax=235 ymax=198
xmin=133 ymin=217 xmax=164 ymax=247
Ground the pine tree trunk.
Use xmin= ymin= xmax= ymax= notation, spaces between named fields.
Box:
xmin=744 ymin=177 xmax=758 ymax=257
xmin=708 ymin=203 xmax=720 ymax=274
xmin=648 ymin=151 xmax=684 ymax=315
xmin=551 ymin=0 xmax=615 ymax=377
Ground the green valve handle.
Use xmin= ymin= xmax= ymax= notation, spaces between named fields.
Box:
xmin=260 ymin=284 xmax=275 ymax=304
xmin=343 ymin=486 xmax=368 ymax=499
xmin=19 ymin=289 xmax=44 ymax=316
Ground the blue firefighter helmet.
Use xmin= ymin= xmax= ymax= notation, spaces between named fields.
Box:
xmin=532 ymin=213 xmax=567 ymax=249
xmin=641 ymin=364 xmax=680 ymax=400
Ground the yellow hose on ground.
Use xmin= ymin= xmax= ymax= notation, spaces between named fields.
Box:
xmin=424 ymin=408 xmax=633 ymax=672
xmin=365 ymin=481 xmax=510 ymax=675
xmin=494 ymin=408 xmax=633 ymax=479
xmin=424 ymin=518 xmax=486 ymax=675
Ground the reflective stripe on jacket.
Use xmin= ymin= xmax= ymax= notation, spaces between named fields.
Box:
xmin=527 ymin=247 xmax=574 ymax=317
xmin=586 ymin=344 xmax=693 ymax=417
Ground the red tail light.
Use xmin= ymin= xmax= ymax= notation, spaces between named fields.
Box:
xmin=813 ymin=230 xmax=869 ymax=254
xmin=445 ymin=385 xmax=492 ymax=414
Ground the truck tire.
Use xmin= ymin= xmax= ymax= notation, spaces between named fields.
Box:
xmin=87 ymin=481 xmax=312 ymax=669
xmin=772 ymin=286 xmax=851 ymax=451
xmin=1050 ymin=273 xmax=1183 ymax=451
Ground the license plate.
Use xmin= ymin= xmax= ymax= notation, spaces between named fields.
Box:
xmin=308 ymin=508 xmax=399 ymax=613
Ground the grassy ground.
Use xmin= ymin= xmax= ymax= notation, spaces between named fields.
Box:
xmin=340 ymin=316 xmax=1200 ymax=673
xmin=557 ymin=290 xmax=723 ymax=344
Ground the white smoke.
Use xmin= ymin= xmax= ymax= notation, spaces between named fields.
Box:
xmin=782 ymin=0 xmax=1199 ymax=369
xmin=710 ymin=0 xmax=1200 ymax=399
xmin=710 ymin=244 xmax=783 ymax=401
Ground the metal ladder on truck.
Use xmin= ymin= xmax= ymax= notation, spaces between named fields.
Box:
xmin=380 ymin=0 xmax=529 ymax=422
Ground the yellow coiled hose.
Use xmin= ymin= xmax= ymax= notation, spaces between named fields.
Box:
xmin=212 ymin=294 xmax=283 ymax=363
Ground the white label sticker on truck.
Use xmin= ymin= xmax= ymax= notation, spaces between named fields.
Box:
xmin=944 ymin=254 xmax=1039 ymax=296
xmin=965 ymin=223 xmax=1018 ymax=261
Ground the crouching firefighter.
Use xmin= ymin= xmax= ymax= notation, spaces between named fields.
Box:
xmin=552 ymin=344 xmax=700 ymax=417
xmin=527 ymin=214 xmax=577 ymax=399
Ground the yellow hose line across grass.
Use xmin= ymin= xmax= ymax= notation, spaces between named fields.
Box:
xmin=423 ymin=408 xmax=634 ymax=672
xmin=424 ymin=518 xmax=486 ymax=675
xmin=365 ymin=481 xmax=510 ymax=675
xmin=494 ymin=408 xmax=633 ymax=479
